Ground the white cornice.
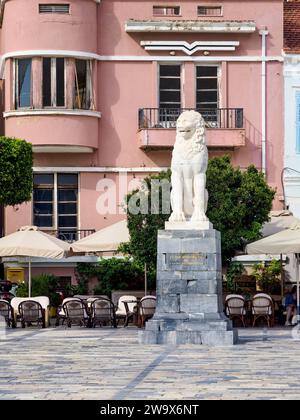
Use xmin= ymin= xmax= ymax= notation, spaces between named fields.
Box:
xmin=33 ymin=167 xmax=170 ymax=173
xmin=126 ymin=20 xmax=256 ymax=34
xmin=3 ymin=109 xmax=101 ymax=118
xmin=0 ymin=49 xmax=284 ymax=78
xmin=33 ymin=146 xmax=95 ymax=154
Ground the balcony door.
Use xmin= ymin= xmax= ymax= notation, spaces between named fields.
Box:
xmin=159 ymin=64 xmax=181 ymax=127
xmin=196 ymin=65 xmax=219 ymax=127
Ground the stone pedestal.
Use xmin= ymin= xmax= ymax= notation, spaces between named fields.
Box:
xmin=140 ymin=229 xmax=237 ymax=346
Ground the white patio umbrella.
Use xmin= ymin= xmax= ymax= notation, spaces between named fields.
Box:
xmin=71 ymin=220 xmax=130 ymax=253
xmin=0 ymin=226 xmax=70 ymax=297
xmin=72 ymin=220 xmax=149 ymax=295
xmin=246 ymin=224 xmax=300 ymax=323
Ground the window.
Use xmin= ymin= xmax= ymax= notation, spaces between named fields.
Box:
xmin=42 ymin=57 xmax=65 ymax=107
xmin=33 ymin=174 xmax=78 ymax=237
xmin=57 ymin=174 xmax=78 ymax=234
xmin=15 ymin=59 xmax=32 ymax=108
xmin=159 ymin=65 xmax=181 ymax=109
xmin=296 ymin=91 xmax=300 ymax=154
xmin=33 ymin=174 xmax=54 ymax=228
xmin=196 ymin=66 xmax=219 ymax=126
xmin=196 ymin=66 xmax=218 ymax=109
xmin=74 ymin=59 xmax=91 ymax=110
xmin=153 ymin=6 xmax=180 ymax=16
xmin=198 ymin=5 xmax=222 ymax=16
xmin=159 ymin=65 xmax=181 ymax=126
xmin=39 ymin=4 xmax=70 ymax=14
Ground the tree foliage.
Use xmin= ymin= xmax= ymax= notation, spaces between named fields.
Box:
xmin=122 ymin=156 xmax=275 ymax=267
xmin=16 ymin=273 xmax=62 ymax=307
xmin=76 ymin=258 xmax=146 ymax=296
xmin=0 ymin=137 xmax=33 ymax=206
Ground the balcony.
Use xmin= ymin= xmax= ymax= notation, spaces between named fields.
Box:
xmin=4 ymin=110 xmax=100 ymax=153
xmin=48 ymin=229 xmax=96 ymax=243
xmin=138 ymin=108 xmax=246 ymax=150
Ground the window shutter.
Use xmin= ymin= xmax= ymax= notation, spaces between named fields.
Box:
xmin=39 ymin=4 xmax=70 ymax=14
xmin=296 ymin=91 xmax=300 ymax=153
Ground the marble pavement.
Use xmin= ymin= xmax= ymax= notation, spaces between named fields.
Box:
xmin=0 ymin=327 xmax=299 ymax=400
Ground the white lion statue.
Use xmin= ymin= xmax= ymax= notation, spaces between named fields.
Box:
xmin=169 ymin=110 xmax=209 ymax=223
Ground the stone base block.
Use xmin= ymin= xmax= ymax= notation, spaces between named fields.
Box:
xmin=140 ymin=318 xmax=238 ymax=346
xmin=139 ymin=327 xmax=237 ymax=346
xmin=165 ymin=221 xmax=213 ymax=231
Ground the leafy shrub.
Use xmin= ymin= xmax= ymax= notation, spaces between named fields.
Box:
xmin=16 ymin=273 xmax=62 ymax=307
xmin=252 ymin=259 xmax=281 ymax=294
xmin=76 ymin=258 xmax=146 ymax=296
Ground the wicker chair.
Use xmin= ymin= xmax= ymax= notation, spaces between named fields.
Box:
xmin=18 ymin=300 xmax=45 ymax=328
xmin=56 ymin=297 xmax=83 ymax=326
xmin=115 ymin=295 xmax=138 ymax=327
xmin=0 ymin=299 xmax=15 ymax=328
xmin=139 ymin=296 xmax=156 ymax=327
xmin=225 ymin=294 xmax=247 ymax=327
xmin=90 ymin=298 xmax=117 ymax=328
xmin=62 ymin=299 xmax=89 ymax=328
xmin=251 ymin=293 xmax=274 ymax=328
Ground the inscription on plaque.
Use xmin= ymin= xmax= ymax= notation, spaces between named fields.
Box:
xmin=166 ymin=253 xmax=207 ymax=268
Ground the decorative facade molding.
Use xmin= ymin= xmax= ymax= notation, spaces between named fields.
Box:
xmin=140 ymin=40 xmax=240 ymax=56
xmin=126 ymin=19 xmax=256 ymax=34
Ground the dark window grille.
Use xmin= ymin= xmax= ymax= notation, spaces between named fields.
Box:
xmin=39 ymin=4 xmax=70 ymax=14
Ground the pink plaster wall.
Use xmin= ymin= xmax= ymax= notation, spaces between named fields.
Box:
xmin=80 ymin=172 xmax=148 ymax=231
xmin=98 ymin=0 xmax=283 ymax=57
xmin=5 ymin=114 xmax=99 ymax=149
xmin=2 ymin=0 xmax=285 ymax=235
xmin=5 ymin=202 xmax=32 ymax=234
xmin=138 ymin=128 xmax=246 ymax=149
xmin=1 ymin=0 xmax=98 ymax=53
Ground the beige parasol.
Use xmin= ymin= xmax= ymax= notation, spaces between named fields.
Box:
xmin=71 ymin=220 xmax=130 ymax=253
xmin=246 ymin=224 xmax=300 ymax=323
xmin=72 ymin=220 xmax=149 ymax=295
xmin=0 ymin=226 xmax=70 ymax=297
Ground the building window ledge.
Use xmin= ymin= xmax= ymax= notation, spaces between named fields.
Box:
xmin=3 ymin=109 xmax=101 ymax=119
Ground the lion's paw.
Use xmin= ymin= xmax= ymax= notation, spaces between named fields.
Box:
xmin=191 ymin=210 xmax=208 ymax=222
xmin=169 ymin=211 xmax=186 ymax=222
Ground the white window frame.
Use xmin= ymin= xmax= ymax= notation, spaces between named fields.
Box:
xmin=158 ymin=62 xmax=182 ymax=108
xmin=195 ymin=64 xmax=221 ymax=109
xmin=14 ymin=58 xmax=33 ymax=110
xmin=197 ymin=5 xmax=223 ymax=17
xmin=153 ymin=5 xmax=181 ymax=16
xmin=33 ymin=173 xmax=79 ymax=231
xmin=43 ymin=57 xmax=66 ymax=108
xmin=74 ymin=59 xmax=92 ymax=110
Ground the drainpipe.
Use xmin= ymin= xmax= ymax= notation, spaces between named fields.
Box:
xmin=259 ymin=29 xmax=269 ymax=176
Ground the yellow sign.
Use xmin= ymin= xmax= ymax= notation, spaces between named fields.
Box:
xmin=6 ymin=268 xmax=25 ymax=284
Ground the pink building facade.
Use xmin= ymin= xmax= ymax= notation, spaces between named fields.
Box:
xmin=0 ymin=0 xmax=284 ymax=282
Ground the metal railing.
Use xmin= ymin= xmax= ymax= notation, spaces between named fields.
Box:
xmin=48 ymin=229 xmax=96 ymax=243
xmin=138 ymin=108 xmax=244 ymax=130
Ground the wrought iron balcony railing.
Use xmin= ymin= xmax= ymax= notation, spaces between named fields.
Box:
xmin=138 ymin=108 xmax=244 ymax=130
xmin=48 ymin=229 xmax=96 ymax=243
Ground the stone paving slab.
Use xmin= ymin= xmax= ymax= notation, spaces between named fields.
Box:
xmin=0 ymin=326 xmax=299 ymax=400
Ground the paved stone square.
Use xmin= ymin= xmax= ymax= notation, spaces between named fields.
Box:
xmin=0 ymin=326 xmax=299 ymax=400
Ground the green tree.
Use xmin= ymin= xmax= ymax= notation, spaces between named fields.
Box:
xmin=76 ymin=258 xmax=145 ymax=296
xmin=121 ymin=156 xmax=274 ymax=268
xmin=0 ymin=137 xmax=33 ymax=206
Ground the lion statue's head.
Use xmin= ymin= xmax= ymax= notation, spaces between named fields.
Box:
xmin=176 ymin=110 xmax=206 ymax=153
